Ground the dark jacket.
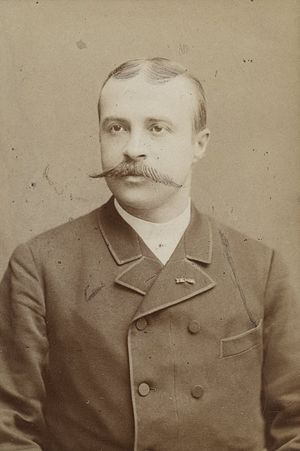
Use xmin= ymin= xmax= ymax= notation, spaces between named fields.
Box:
xmin=0 ymin=197 xmax=299 ymax=451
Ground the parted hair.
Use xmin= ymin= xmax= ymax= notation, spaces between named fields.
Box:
xmin=98 ymin=57 xmax=207 ymax=132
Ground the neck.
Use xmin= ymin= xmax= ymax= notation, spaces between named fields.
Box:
xmin=117 ymin=187 xmax=191 ymax=223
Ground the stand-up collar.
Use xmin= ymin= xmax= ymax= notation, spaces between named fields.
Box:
xmin=97 ymin=197 xmax=212 ymax=265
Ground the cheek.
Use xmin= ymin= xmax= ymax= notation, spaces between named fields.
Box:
xmin=156 ymin=143 xmax=193 ymax=173
xmin=100 ymin=139 xmax=123 ymax=164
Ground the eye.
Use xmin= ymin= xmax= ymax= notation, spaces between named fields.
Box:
xmin=108 ymin=123 xmax=126 ymax=134
xmin=149 ymin=124 xmax=165 ymax=135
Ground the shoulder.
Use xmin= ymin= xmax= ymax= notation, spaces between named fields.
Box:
xmin=207 ymin=214 xmax=274 ymax=264
xmin=206 ymin=215 xmax=281 ymax=314
xmin=8 ymin=206 xmax=108 ymax=277
xmin=7 ymin=205 xmax=109 ymax=274
xmin=203 ymin=214 xmax=275 ymax=295
xmin=27 ymin=207 xmax=102 ymax=251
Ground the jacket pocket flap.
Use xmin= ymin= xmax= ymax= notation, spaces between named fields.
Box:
xmin=220 ymin=319 xmax=263 ymax=358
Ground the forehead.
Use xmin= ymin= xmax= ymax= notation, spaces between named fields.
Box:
xmin=100 ymin=73 xmax=197 ymax=122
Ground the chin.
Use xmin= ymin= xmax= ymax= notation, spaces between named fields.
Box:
xmin=114 ymin=192 xmax=161 ymax=211
xmin=108 ymin=182 xmax=177 ymax=212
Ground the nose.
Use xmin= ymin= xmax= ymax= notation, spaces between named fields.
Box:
xmin=123 ymin=129 xmax=147 ymax=160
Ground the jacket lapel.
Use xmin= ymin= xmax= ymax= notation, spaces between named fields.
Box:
xmin=115 ymin=257 xmax=163 ymax=296
xmin=97 ymin=197 xmax=216 ymax=315
xmin=97 ymin=197 xmax=142 ymax=265
xmin=97 ymin=197 xmax=163 ymax=295
xmin=132 ymin=207 xmax=216 ymax=320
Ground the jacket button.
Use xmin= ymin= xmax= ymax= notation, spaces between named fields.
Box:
xmin=188 ymin=320 xmax=201 ymax=334
xmin=138 ymin=382 xmax=150 ymax=397
xmin=136 ymin=317 xmax=148 ymax=331
xmin=191 ymin=385 xmax=204 ymax=399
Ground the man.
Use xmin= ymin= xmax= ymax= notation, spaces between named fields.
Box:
xmin=0 ymin=57 xmax=299 ymax=451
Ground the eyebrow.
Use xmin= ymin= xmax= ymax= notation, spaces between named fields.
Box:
xmin=101 ymin=117 xmax=130 ymax=129
xmin=145 ymin=117 xmax=175 ymax=128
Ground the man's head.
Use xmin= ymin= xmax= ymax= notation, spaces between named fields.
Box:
xmin=96 ymin=57 xmax=210 ymax=219
xmin=99 ymin=57 xmax=207 ymax=134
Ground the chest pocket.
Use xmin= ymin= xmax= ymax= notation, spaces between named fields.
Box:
xmin=220 ymin=319 xmax=263 ymax=358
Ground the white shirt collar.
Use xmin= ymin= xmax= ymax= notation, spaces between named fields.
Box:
xmin=114 ymin=198 xmax=191 ymax=264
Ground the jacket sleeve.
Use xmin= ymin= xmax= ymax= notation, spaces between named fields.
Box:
xmin=0 ymin=243 xmax=48 ymax=450
xmin=262 ymin=250 xmax=300 ymax=450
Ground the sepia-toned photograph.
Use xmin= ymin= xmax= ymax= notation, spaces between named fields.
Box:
xmin=0 ymin=1 xmax=299 ymax=450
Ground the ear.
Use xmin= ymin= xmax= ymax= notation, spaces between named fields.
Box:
xmin=192 ymin=128 xmax=210 ymax=163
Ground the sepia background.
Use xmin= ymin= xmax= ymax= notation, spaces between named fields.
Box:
xmin=0 ymin=0 xmax=299 ymax=288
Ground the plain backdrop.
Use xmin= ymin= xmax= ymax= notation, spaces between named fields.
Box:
xmin=0 ymin=0 xmax=299 ymax=289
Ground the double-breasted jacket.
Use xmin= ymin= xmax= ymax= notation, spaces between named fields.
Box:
xmin=0 ymin=197 xmax=299 ymax=450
